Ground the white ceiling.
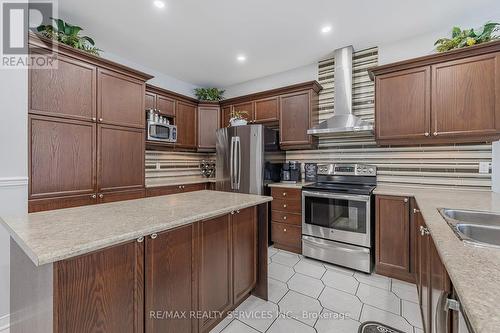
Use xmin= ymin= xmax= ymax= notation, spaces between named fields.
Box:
xmin=59 ymin=0 xmax=498 ymax=87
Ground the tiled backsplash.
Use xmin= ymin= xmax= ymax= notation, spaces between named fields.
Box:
xmin=286 ymin=47 xmax=492 ymax=190
xmin=145 ymin=151 xmax=214 ymax=187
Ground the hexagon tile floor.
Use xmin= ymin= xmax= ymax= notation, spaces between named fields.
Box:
xmin=210 ymin=246 xmax=423 ymax=333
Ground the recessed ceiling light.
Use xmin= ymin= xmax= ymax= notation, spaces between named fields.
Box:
xmin=321 ymin=25 xmax=332 ymax=34
xmin=153 ymin=0 xmax=166 ymax=9
xmin=236 ymin=55 xmax=247 ymax=63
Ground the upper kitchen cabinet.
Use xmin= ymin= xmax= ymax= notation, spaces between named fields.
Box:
xmin=375 ymin=67 xmax=430 ymax=141
xmin=30 ymin=53 xmax=97 ymax=121
xmin=197 ymin=102 xmax=220 ymax=151
xmin=432 ymin=53 xmax=500 ymax=138
xmin=279 ymin=89 xmax=319 ymax=149
xmin=28 ymin=33 xmax=153 ymax=212
xmin=157 ymin=95 xmax=176 ymax=116
xmin=220 ymin=81 xmax=322 ymax=150
xmin=98 ymin=68 xmax=146 ymax=129
xmin=176 ymin=101 xmax=198 ymax=149
xmin=145 ymin=91 xmax=156 ymax=110
xmin=370 ymin=40 xmax=500 ymax=145
xmin=254 ymin=96 xmax=279 ymax=123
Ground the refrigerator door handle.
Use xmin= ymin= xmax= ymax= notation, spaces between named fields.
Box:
xmin=236 ymin=136 xmax=241 ymax=190
xmin=230 ymin=137 xmax=236 ymax=189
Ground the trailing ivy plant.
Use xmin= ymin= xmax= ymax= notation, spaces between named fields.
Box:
xmin=194 ymin=88 xmax=225 ymax=101
xmin=37 ymin=18 xmax=101 ymax=56
xmin=435 ymin=22 xmax=499 ymax=53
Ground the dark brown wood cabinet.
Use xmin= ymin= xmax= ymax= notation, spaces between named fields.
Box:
xmin=270 ymin=187 xmax=302 ymax=253
xmin=145 ymin=92 xmax=156 ymax=110
xmin=197 ymin=103 xmax=220 ymax=151
xmin=431 ymin=53 xmax=500 ymax=138
xmin=199 ymin=214 xmax=233 ymax=332
xmin=371 ymin=41 xmax=500 ymax=145
xmin=30 ymin=54 xmax=97 ymax=121
xmin=254 ymin=96 xmax=279 ymax=123
xmin=98 ymin=124 xmax=145 ymax=193
xmin=375 ymin=195 xmax=415 ymax=282
xmin=156 ymin=95 xmax=176 ymax=117
xmin=375 ymin=66 xmax=430 ymax=141
xmin=221 ymin=105 xmax=232 ymax=128
xmin=145 ymin=224 xmax=196 ymax=333
xmin=232 ymin=207 xmax=258 ymax=304
xmin=54 ymin=240 xmax=144 ymax=333
xmin=98 ymin=68 xmax=145 ymax=129
xmin=145 ymin=183 xmax=207 ymax=197
xmin=220 ymin=81 xmax=322 ymax=149
xmin=279 ymin=90 xmax=317 ymax=149
xmin=175 ymin=101 xmax=198 ymax=149
xmin=28 ymin=34 xmax=152 ymax=212
xmin=29 ymin=115 xmax=96 ymax=200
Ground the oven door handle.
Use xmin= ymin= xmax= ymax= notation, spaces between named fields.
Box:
xmin=302 ymin=191 xmax=370 ymax=202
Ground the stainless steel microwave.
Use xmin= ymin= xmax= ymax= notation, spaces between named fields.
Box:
xmin=147 ymin=120 xmax=177 ymax=143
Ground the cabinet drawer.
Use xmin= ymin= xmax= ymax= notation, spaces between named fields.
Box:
xmin=271 ymin=187 xmax=301 ymax=200
xmin=271 ymin=199 xmax=301 ymax=213
xmin=183 ymin=183 xmax=207 ymax=192
xmin=271 ymin=222 xmax=301 ymax=250
xmin=271 ymin=210 xmax=301 ymax=225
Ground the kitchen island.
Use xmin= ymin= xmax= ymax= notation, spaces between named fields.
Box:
xmin=1 ymin=190 xmax=272 ymax=333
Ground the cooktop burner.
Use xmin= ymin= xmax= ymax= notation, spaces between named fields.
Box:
xmin=303 ymin=182 xmax=376 ymax=195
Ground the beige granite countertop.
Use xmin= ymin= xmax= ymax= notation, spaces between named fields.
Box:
xmin=374 ymin=185 xmax=500 ymax=333
xmin=0 ymin=190 xmax=272 ymax=267
xmin=145 ymin=177 xmax=214 ymax=188
xmin=267 ymin=181 xmax=314 ymax=189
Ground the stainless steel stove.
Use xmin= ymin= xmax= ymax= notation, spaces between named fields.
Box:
xmin=302 ymin=163 xmax=376 ymax=273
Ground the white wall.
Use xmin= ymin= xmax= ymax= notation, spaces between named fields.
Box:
xmin=102 ymin=51 xmax=200 ymax=98
xmin=223 ymin=63 xmax=317 ymax=98
xmin=0 ymin=66 xmax=28 ymax=328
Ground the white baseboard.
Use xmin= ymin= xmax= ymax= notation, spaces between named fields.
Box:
xmin=0 ymin=314 xmax=9 ymax=333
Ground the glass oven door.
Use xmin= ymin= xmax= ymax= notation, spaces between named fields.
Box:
xmin=302 ymin=191 xmax=371 ymax=247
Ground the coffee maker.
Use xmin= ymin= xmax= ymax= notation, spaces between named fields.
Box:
xmin=281 ymin=161 xmax=302 ymax=183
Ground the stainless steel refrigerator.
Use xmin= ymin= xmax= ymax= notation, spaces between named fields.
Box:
xmin=216 ymin=125 xmax=285 ymax=195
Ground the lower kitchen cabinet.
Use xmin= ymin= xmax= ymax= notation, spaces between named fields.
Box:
xmin=145 ymin=224 xmax=196 ymax=333
xmin=416 ymin=213 xmax=452 ymax=333
xmin=53 ymin=240 xmax=144 ymax=333
xmin=375 ymin=195 xmax=415 ymax=282
xmin=198 ymin=215 xmax=233 ymax=332
xmin=270 ymin=187 xmax=302 ymax=254
xmin=28 ymin=206 xmax=263 ymax=333
xmin=232 ymin=207 xmax=258 ymax=304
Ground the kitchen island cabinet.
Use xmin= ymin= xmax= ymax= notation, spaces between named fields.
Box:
xmin=2 ymin=190 xmax=271 ymax=333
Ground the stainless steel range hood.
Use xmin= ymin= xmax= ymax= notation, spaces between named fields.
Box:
xmin=308 ymin=46 xmax=374 ymax=135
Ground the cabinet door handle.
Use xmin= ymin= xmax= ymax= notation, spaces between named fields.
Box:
xmin=151 ymin=233 xmax=158 ymax=239
xmin=92 ymin=117 xmax=97 ymax=122
xmin=137 ymin=237 xmax=144 ymax=243
xmin=433 ymin=132 xmax=438 ymax=136
xmin=236 ymin=210 xmax=240 ymax=214
xmin=98 ymin=194 xmax=104 ymax=199
xmin=424 ymin=132 xmax=429 ymax=137
xmin=99 ymin=118 xmax=103 ymax=122
xmin=413 ymin=208 xmax=420 ymax=214
xmin=231 ymin=211 xmax=235 ymax=215
xmin=91 ymin=194 xmax=96 ymax=199
xmin=283 ymin=216 xmax=287 ymax=220
xmin=283 ymin=228 xmax=287 ymax=232
xmin=404 ymin=198 xmax=408 ymax=203
xmin=282 ymin=192 xmax=287 ymax=196
xmin=283 ymin=204 xmax=287 ymax=208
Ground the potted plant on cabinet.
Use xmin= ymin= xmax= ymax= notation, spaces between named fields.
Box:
xmin=194 ymin=88 xmax=225 ymax=101
xmin=229 ymin=110 xmax=249 ymax=127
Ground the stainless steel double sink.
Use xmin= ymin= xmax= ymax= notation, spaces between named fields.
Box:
xmin=439 ymin=208 xmax=500 ymax=249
